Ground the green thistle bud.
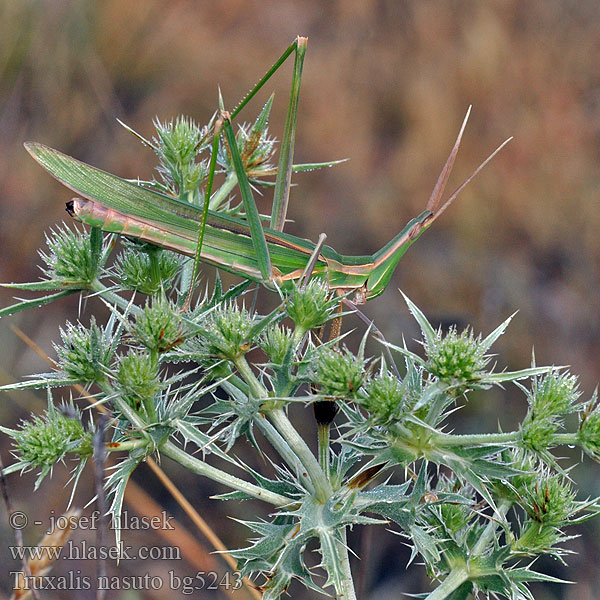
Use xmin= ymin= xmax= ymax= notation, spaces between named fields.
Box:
xmin=40 ymin=225 xmax=102 ymax=285
xmin=204 ymin=303 xmax=255 ymax=360
xmin=133 ymin=296 xmax=186 ymax=353
xmin=522 ymin=372 xmax=579 ymax=452
xmin=358 ymin=371 xmax=405 ymax=422
xmin=259 ymin=325 xmax=294 ymax=365
xmin=117 ymin=351 xmax=161 ymax=409
xmin=531 ymin=372 xmax=579 ymax=418
xmin=115 ymin=247 xmax=181 ymax=294
xmin=154 ymin=116 xmax=209 ymax=193
xmin=155 ymin=115 xmax=205 ymax=163
xmin=218 ymin=96 xmax=277 ymax=177
xmin=580 ymin=415 xmax=600 ymax=457
xmin=314 ymin=347 xmax=365 ymax=398
xmin=514 ymin=475 xmax=577 ymax=554
xmin=514 ymin=522 xmax=564 ymax=555
xmin=168 ymin=335 xmax=221 ymax=371
xmin=13 ymin=407 xmax=90 ymax=471
xmin=425 ymin=326 xmax=488 ymax=386
xmin=54 ymin=318 xmax=113 ymax=383
xmin=527 ymin=477 xmax=576 ymax=526
xmin=521 ymin=416 xmax=557 ymax=453
xmin=182 ymin=160 xmax=209 ymax=193
xmin=285 ymin=279 xmax=339 ymax=331
xmin=577 ymin=397 xmax=600 ymax=460
xmin=439 ymin=497 xmax=472 ymax=535
xmin=241 ymin=127 xmax=277 ymax=177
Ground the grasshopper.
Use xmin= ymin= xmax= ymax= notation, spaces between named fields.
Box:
xmin=25 ymin=37 xmax=509 ymax=305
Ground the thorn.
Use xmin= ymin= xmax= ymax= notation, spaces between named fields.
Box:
xmin=116 ymin=118 xmax=156 ymax=149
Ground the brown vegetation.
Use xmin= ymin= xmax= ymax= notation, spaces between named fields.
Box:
xmin=1 ymin=2 xmax=598 ymax=598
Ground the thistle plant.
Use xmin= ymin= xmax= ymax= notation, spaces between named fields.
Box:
xmin=2 ymin=39 xmax=600 ymax=600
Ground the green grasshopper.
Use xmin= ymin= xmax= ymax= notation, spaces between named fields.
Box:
xmin=24 ymin=37 xmax=509 ymax=305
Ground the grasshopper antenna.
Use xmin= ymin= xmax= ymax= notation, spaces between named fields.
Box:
xmin=426 ymin=105 xmax=513 ymax=225
xmin=427 ymin=105 xmax=472 ymax=212
xmin=428 ymin=135 xmax=513 ymax=226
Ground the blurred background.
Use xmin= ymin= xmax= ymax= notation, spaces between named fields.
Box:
xmin=0 ymin=1 xmax=599 ymax=598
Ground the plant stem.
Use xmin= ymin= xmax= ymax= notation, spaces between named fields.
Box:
xmin=439 ymin=430 xmax=581 ymax=450
xmin=161 ymin=440 xmax=290 ymax=507
xmin=224 ymin=373 xmax=250 ymax=395
xmin=553 ymin=432 xmax=579 ymax=446
xmin=90 ymin=278 xmax=139 ymax=314
xmin=98 ymin=381 xmax=151 ymax=436
xmin=208 ymin=172 xmax=237 ymax=210
xmin=267 ymin=407 xmax=332 ymax=502
xmin=256 ymin=413 xmax=317 ymax=494
xmin=424 ymin=568 xmax=469 ymax=600
xmin=234 ymin=355 xmax=267 ymax=400
xmin=318 ymin=423 xmax=330 ymax=480
xmin=472 ymin=500 xmax=511 ymax=554
xmin=337 ymin=527 xmax=357 ymax=600
xmin=220 ymin=377 xmax=315 ymax=492
xmin=105 ymin=439 xmax=149 ymax=452
xmin=438 ymin=431 xmax=520 ymax=447
xmin=234 ymin=355 xmax=332 ymax=501
xmin=98 ymin=381 xmax=289 ymax=505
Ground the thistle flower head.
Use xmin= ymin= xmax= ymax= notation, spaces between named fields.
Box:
xmin=259 ymin=324 xmax=294 ymax=365
xmin=203 ymin=302 xmax=255 ymax=360
xmin=522 ymin=371 xmax=579 ymax=452
xmin=153 ymin=115 xmax=210 ymax=193
xmin=425 ymin=325 xmax=489 ymax=386
xmin=530 ymin=371 xmax=580 ymax=417
xmin=513 ymin=473 xmax=580 ymax=555
xmin=578 ymin=392 xmax=600 ymax=460
xmin=54 ymin=318 xmax=114 ymax=383
xmin=218 ymin=96 xmax=277 ymax=177
xmin=526 ymin=476 xmax=577 ymax=526
xmin=13 ymin=404 xmax=91 ymax=472
xmin=40 ymin=225 xmax=102 ymax=284
xmin=117 ymin=351 xmax=161 ymax=407
xmin=357 ymin=371 xmax=405 ymax=422
xmin=285 ymin=279 xmax=339 ymax=331
xmin=314 ymin=346 xmax=365 ymax=398
xmin=133 ymin=296 xmax=186 ymax=353
xmin=114 ymin=246 xmax=181 ymax=294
